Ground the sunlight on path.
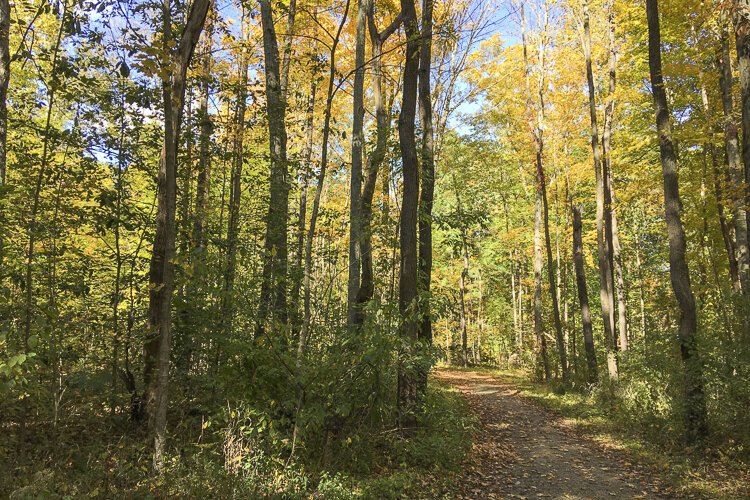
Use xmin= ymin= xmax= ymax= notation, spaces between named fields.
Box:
xmin=436 ymin=370 xmax=670 ymax=500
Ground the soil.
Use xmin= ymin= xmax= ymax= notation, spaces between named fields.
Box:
xmin=435 ymin=369 xmax=672 ymax=500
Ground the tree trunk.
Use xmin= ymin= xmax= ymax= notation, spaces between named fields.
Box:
xmin=735 ymin=1 xmax=750 ymax=302
xmin=522 ymin=3 xmax=549 ymax=382
xmin=719 ymin=12 xmax=747 ymax=294
xmin=538 ymin=157 xmax=568 ymax=382
xmin=0 ymin=0 xmax=9 ymax=269
xmin=572 ymin=205 xmax=598 ymax=383
xmin=699 ymin=66 xmax=738 ymax=297
xmin=459 ymin=225 xmax=469 ymax=366
xmin=601 ymin=2 xmax=628 ymax=352
xmin=397 ymin=0 xmax=421 ymax=429
xmin=646 ymin=0 xmax=708 ymax=444
xmin=291 ymin=82 xmax=316 ymax=332
xmin=220 ymin=42 xmax=248 ymax=340
xmin=301 ymin=0 xmax=350 ymax=358
xmin=356 ymin=8 xmax=401 ymax=322
xmin=144 ymin=0 xmax=210 ymax=471
xmin=256 ymin=0 xmax=290 ymax=336
xmin=582 ymin=0 xmax=618 ymax=378
xmin=347 ymin=0 xmax=369 ymax=328
xmin=418 ymin=0 xmax=435 ymax=353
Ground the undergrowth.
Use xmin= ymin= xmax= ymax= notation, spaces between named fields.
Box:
xmin=2 ymin=379 xmax=474 ymax=499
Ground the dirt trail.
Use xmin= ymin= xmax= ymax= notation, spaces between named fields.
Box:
xmin=437 ymin=370 xmax=671 ymax=500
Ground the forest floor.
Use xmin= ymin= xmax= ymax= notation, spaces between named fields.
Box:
xmin=436 ymin=369 xmax=673 ymax=499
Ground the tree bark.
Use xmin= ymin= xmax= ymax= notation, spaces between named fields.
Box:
xmin=573 ymin=205 xmax=598 ymax=383
xmin=347 ymin=0 xmax=370 ymax=328
xmin=301 ymin=0 xmax=350 ymax=358
xmin=581 ymin=0 xmax=618 ymax=378
xmin=735 ymin=1 xmax=750 ymax=302
xmin=291 ymin=82 xmax=316 ymax=332
xmin=418 ymin=0 xmax=435 ymax=354
xmin=256 ymin=0 xmax=291 ymax=336
xmin=601 ymin=1 xmax=628 ymax=352
xmin=0 ymin=0 xmax=9 ymax=269
xmin=220 ymin=41 xmax=248 ymax=340
xmin=356 ymin=7 xmax=401 ymax=323
xmin=522 ymin=3 xmax=549 ymax=382
xmin=646 ymin=0 xmax=708 ymax=444
xmin=144 ymin=0 xmax=211 ymax=471
xmin=718 ymin=11 xmax=746 ymax=294
xmin=397 ymin=0 xmax=421 ymax=429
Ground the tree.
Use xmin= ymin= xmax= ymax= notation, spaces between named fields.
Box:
xmin=143 ymin=0 xmax=211 ymax=471
xmin=572 ymin=205 xmax=598 ymax=383
xmin=581 ymin=0 xmax=617 ymax=379
xmin=256 ymin=0 xmax=291 ymax=337
xmin=397 ymin=0 xmax=421 ymax=428
xmin=418 ymin=0 xmax=435 ymax=356
xmin=347 ymin=0 xmax=369 ymax=329
xmin=0 ymin=0 xmax=8 ymax=269
xmin=646 ymin=0 xmax=707 ymax=444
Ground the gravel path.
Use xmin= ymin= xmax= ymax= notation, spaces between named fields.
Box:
xmin=436 ymin=370 xmax=672 ymax=500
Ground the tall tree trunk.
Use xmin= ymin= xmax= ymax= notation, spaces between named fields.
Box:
xmin=23 ymin=0 xmax=67 ymax=354
xmin=539 ymin=157 xmax=568 ymax=382
xmin=291 ymin=82 xmax=315 ymax=332
xmin=699 ymin=65 xmax=738 ymax=296
xmin=347 ymin=0 xmax=369 ymax=328
xmin=572 ymin=205 xmax=598 ymax=383
xmin=533 ymin=189 xmax=549 ymax=381
xmin=0 ymin=0 xmax=9 ymax=270
xmin=144 ymin=0 xmax=211 ymax=471
xmin=220 ymin=41 xmax=248 ymax=340
xmin=256 ymin=0 xmax=290 ymax=336
xmin=301 ymin=0 xmax=350 ymax=359
xmin=522 ymin=3 xmax=549 ymax=382
xmin=397 ymin=0 xmax=421 ymax=429
xmin=356 ymin=8 xmax=401 ymax=321
xmin=601 ymin=2 xmax=628 ymax=352
xmin=581 ymin=0 xmax=618 ymax=378
xmin=459 ymin=225 xmax=469 ymax=366
xmin=735 ymin=1 xmax=750 ymax=303
xmin=720 ymin=11 xmax=747 ymax=294
xmin=646 ymin=0 xmax=708 ymax=444
xmin=418 ymin=0 xmax=435 ymax=353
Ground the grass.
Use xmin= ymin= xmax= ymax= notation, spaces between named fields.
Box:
xmin=472 ymin=367 xmax=749 ymax=499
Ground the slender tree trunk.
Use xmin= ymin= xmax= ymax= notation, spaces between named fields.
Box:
xmin=735 ymin=1 xmax=750 ymax=303
xmin=539 ymin=160 xmax=568 ymax=382
xmin=646 ymin=0 xmax=708 ymax=443
xmin=144 ymin=0 xmax=210 ymax=471
xmin=0 ymin=0 xmax=9 ymax=269
xmin=699 ymin=68 xmax=738 ymax=296
xmin=601 ymin=2 xmax=628 ymax=352
xmin=291 ymin=82 xmax=315 ymax=332
xmin=301 ymin=0 xmax=350 ymax=357
xmin=347 ymin=0 xmax=370 ymax=328
xmin=533 ymin=190 xmax=549 ymax=381
xmin=418 ymin=0 xmax=435 ymax=353
xmin=573 ymin=206 xmax=598 ymax=383
xmin=522 ymin=3 xmax=549 ymax=381
xmin=256 ymin=0 xmax=290 ymax=336
xmin=356 ymin=8 xmax=401 ymax=321
xmin=582 ymin=0 xmax=618 ymax=378
xmin=719 ymin=11 xmax=747 ymax=294
xmin=23 ymin=0 xmax=67 ymax=354
xmin=220 ymin=42 xmax=248 ymax=340
xmin=397 ymin=0 xmax=421 ymax=429
xmin=459 ymin=226 xmax=469 ymax=366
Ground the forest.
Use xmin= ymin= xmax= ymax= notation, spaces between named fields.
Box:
xmin=1 ymin=0 xmax=749 ymax=497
